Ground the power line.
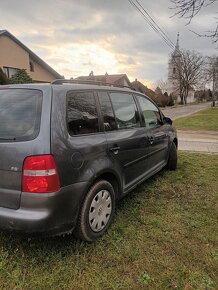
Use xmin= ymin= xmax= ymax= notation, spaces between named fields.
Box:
xmin=144 ymin=3 xmax=175 ymax=46
xmin=136 ymin=0 xmax=175 ymax=48
xmin=128 ymin=0 xmax=175 ymax=50
xmin=129 ymin=0 xmax=174 ymax=49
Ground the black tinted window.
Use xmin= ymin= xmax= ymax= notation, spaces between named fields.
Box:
xmin=98 ymin=92 xmax=117 ymax=131
xmin=0 ymin=89 xmax=42 ymax=141
xmin=110 ymin=93 xmax=140 ymax=130
xmin=67 ymin=92 xmax=99 ymax=135
xmin=137 ymin=95 xmax=162 ymax=128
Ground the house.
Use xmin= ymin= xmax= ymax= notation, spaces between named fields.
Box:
xmin=131 ymin=79 xmax=170 ymax=107
xmin=0 ymin=30 xmax=62 ymax=82
xmin=131 ymin=79 xmax=156 ymax=99
xmin=76 ymin=72 xmax=132 ymax=87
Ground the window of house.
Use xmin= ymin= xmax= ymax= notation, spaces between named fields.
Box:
xmin=29 ymin=61 xmax=34 ymax=72
xmin=98 ymin=92 xmax=117 ymax=131
xmin=137 ymin=95 xmax=162 ymax=128
xmin=109 ymin=93 xmax=140 ymax=130
xmin=3 ymin=67 xmax=19 ymax=78
xmin=173 ymin=67 xmax=176 ymax=75
xmin=67 ymin=92 xmax=99 ymax=135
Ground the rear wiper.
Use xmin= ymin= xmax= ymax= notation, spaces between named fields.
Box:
xmin=0 ymin=137 xmax=17 ymax=141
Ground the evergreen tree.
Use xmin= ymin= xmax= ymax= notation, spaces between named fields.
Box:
xmin=9 ymin=69 xmax=32 ymax=84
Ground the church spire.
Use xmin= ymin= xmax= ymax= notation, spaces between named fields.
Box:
xmin=172 ymin=32 xmax=181 ymax=57
xmin=176 ymin=32 xmax=180 ymax=50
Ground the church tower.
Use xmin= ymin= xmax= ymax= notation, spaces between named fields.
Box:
xmin=168 ymin=33 xmax=182 ymax=102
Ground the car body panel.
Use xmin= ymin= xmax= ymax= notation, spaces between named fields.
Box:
xmin=0 ymin=85 xmax=52 ymax=210
xmin=0 ymin=83 xmax=177 ymax=235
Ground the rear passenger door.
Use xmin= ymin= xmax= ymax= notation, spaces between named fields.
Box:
xmin=98 ymin=91 xmax=151 ymax=193
xmin=136 ymin=95 xmax=169 ymax=172
xmin=51 ymin=90 xmax=108 ymax=187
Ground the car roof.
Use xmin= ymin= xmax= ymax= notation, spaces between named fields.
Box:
xmin=0 ymin=82 xmax=136 ymax=94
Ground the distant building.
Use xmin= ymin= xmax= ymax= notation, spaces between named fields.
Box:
xmin=0 ymin=30 xmax=62 ymax=82
xmin=131 ymin=79 xmax=169 ymax=107
xmin=131 ymin=79 xmax=156 ymax=99
xmin=167 ymin=33 xmax=195 ymax=103
xmin=76 ymin=72 xmax=132 ymax=87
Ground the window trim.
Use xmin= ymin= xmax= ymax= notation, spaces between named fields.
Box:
xmin=29 ymin=61 xmax=34 ymax=72
xmin=2 ymin=66 xmax=19 ymax=78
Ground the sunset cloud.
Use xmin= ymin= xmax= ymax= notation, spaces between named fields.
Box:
xmin=0 ymin=0 xmax=216 ymax=86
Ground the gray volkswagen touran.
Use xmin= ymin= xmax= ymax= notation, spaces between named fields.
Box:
xmin=0 ymin=80 xmax=177 ymax=241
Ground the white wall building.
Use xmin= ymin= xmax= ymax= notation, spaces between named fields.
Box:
xmin=167 ymin=33 xmax=195 ymax=104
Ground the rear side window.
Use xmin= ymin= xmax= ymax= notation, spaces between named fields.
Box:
xmin=137 ymin=95 xmax=162 ymax=128
xmin=0 ymin=89 xmax=42 ymax=142
xmin=110 ymin=92 xmax=140 ymax=130
xmin=67 ymin=92 xmax=99 ymax=135
xmin=98 ymin=92 xmax=117 ymax=131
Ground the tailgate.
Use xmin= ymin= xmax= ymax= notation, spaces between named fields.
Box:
xmin=0 ymin=88 xmax=46 ymax=209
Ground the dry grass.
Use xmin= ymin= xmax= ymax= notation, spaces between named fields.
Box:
xmin=0 ymin=152 xmax=217 ymax=289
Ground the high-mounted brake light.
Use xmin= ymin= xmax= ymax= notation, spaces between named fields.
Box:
xmin=22 ymin=155 xmax=60 ymax=193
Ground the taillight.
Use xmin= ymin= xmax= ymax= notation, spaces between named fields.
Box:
xmin=22 ymin=155 xmax=60 ymax=193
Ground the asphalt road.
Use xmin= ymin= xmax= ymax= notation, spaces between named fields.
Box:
xmin=178 ymin=130 xmax=218 ymax=153
xmin=161 ymin=102 xmax=218 ymax=153
xmin=162 ymin=102 xmax=212 ymax=120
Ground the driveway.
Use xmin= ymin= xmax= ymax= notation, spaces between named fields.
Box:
xmin=178 ymin=130 xmax=218 ymax=153
xmin=162 ymin=102 xmax=218 ymax=153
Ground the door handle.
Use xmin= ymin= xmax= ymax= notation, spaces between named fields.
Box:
xmin=148 ymin=136 xmax=154 ymax=144
xmin=110 ymin=146 xmax=120 ymax=155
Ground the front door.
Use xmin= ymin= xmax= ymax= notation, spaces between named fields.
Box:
xmin=98 ymin=91 xmax=151 ymax=192
xmin=136 ymin=94 xmax=169 ymax=173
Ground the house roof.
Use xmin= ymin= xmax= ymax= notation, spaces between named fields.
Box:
xmin=0 ymin=30 xmax=62 ymax=79
xmin=76 ymin=73 xmax=131 ymax=86
xmin=131 ymin=79 xmax=156 ymax=99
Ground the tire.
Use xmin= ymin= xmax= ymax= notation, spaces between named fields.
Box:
xmin=166 ymin=142 xmax=177 ymax=170
xmin=74 ymin=180 xmax=116 ymax=242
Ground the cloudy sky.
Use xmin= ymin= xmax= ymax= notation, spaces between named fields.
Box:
xmin=0 ymin=0 xmax=217 ymax=88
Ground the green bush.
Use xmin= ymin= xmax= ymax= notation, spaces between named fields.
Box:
xmin=9 ymin=69 xmax=32 ymax=84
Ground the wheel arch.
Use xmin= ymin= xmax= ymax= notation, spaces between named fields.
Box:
xmin=94 ymin=171 xmax=122 ymax=200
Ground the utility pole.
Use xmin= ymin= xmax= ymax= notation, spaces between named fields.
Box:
xmin=211 ymin=57 xmax=218 ymax=107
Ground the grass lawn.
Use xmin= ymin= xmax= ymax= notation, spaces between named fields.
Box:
xmin=0 ymin=152 xmax=218 ymax=290
xmin=174 ymin=108 xmax=218 ymax=131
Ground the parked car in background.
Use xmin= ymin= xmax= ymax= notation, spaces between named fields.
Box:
xmin=0 ymin=80 xmax=177 ymax=242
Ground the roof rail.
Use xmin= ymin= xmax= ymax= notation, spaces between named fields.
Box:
xmin=51 ymin=79 xmax=135 ymax=90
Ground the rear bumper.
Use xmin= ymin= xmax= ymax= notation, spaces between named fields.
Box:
xmin=0 ymin=181 xmax=88 ymax=236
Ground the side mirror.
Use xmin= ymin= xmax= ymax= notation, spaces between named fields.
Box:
xmin=163 ymin=117 xmax=173 ymax=125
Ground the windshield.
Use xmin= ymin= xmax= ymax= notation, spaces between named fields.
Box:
xmin=0 ymin=89 xmax=42 ymax=141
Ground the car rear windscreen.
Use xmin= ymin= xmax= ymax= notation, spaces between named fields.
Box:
xmin=0 ymin=89 xmax=42 ymax=142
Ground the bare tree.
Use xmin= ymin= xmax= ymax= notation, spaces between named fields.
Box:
xmin=156 ymin=79 xmax=169 ymax=94
xmin=173 ymin=50 xmax=205 ymax=104
xmin=171 ymin=0 xmax=218 ymax=43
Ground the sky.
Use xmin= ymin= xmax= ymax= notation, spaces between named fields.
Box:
xmin=0 ymin=0 xmax=217 ymax=88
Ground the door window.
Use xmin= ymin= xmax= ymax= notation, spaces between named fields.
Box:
xmin=137 ymin=95 xmax=162 ymax=128
xmin=67 ymin=92 xmax=99 ymax=135
xmin=110 ymin=93 xmax=140 ymax=130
